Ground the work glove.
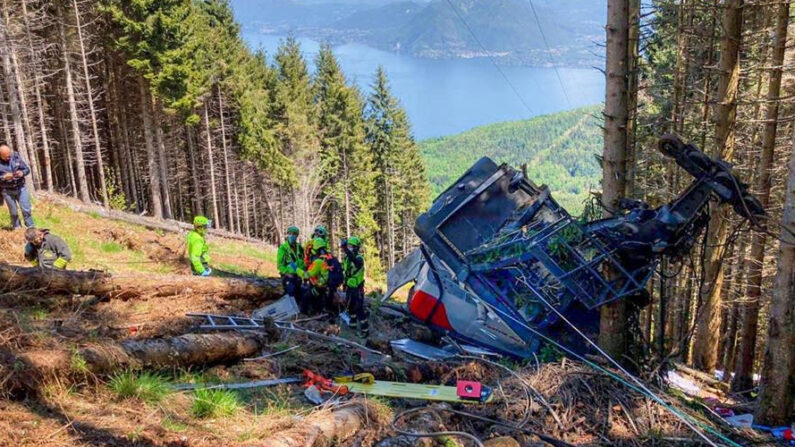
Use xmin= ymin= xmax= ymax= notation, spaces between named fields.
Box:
xmin=201 ymin=268 xmax=212 ymax=277
xmin=53 ymin=257 xmax=68 ymax=270
xmin=289 ymin=262 xmax=297 ymax=271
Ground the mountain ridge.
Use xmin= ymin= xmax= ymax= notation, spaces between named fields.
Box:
xmin=231 ymin=0 xmax=605 ymax=67
xmin=419 ymin=105 xmax=602 ymax=213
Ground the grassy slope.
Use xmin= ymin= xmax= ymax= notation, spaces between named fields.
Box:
xmin=0 ymin=196 xmax=278 ymax=277
xmin=419 ymin=105 xmax=602 ymax=214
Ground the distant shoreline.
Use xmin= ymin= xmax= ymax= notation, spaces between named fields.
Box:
xmin=246 ymin=28 xmax=603 ymax=69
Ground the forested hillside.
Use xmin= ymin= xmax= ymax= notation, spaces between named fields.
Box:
xmin=420 ymin=106 xmax=601 ymax=212
xmin=0 ymin=0 xmax=429 ymax=277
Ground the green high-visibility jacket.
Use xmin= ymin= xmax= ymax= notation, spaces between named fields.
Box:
xmin=187 ymin=229 xmax=210 ymax=274
xmin=343 ymin=251 xmax=365 ymax=288
xmin=277 ymin=241 xmax=305 ymax=275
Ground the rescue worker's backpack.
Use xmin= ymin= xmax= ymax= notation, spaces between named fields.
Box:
xmin=325 ymin=255 xmax=343 ymax=291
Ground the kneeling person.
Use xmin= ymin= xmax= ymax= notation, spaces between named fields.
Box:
xmin=24 ymin=228 xmax=71 ymax=269
xmin=342 ymin=236 xmax=368 ymax=337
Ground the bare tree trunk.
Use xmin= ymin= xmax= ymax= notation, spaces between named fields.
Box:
xmin=186 ymin=123 xmax=202 ymax=215
xmin=153 ymin=100 xmax=172 ymax=218
xmin=0 ymin=83 xmax=11 ymax=144
xmin=115 ymin=65 xmax=139 ymax=212
xmin=138 ymin=77 xmax=162 ymax=218
xmin=5 ymin=28 xmax=40 ymax=189
xmin=732 ymin=1 xmax=787 ymax=393
xmin=624 ymin=0 xmax=640 ymax=196
xmin=217 ymin=90 xmax=234 ymax=230
xmin=693 ymin=0 xmax=743 ymax=372
xmin=72 ymin=0 xmax=107 ymax=206
xmin=0 ymin=21 xmax=30 ymax=187
xmin=106 ymin=54 xmax=128 ymax=204
xmin=599 ymin=0 xmax=631 ymax=360
xmin=58 ymin=4 xmax=90 ymax=202
xmin=0 ymin=262 xmax=282 ymax=301
xmin=16 ymin=332 xmax=275 ymax=389
xmin=203 ymin=102 xmax=219 ymax=228
xmin=242 ymin=169 xmax=250 ymax=236
xmin=754 ymin=123 xmax=795 ymax=426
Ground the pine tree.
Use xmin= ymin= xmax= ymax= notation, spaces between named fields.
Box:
xmin=315 ymin=44 xmax=381 ymax=276
xmin=273 ymin=37 xmax=319 ymax=234
xmin=365 ymin=66 xmax=427 ymax=271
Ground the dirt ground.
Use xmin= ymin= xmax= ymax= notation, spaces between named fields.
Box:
xmin=0 ymin=198 xmax=775 ymax=447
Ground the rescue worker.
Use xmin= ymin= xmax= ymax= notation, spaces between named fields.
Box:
xmin=24 ymin=228 xmax=71 ymax=269
xmin=341 ymin=236 xmax=368 ymax=337
xmin=277 ymin=226 xmax=305 ymax=301
xmin=187 ymin=215 xmax=212 ymax=276
xmin=0 ymin=144 xmax=34 ymax=229
xmin=302 ymin=237 xmax=330 ymax=315
xmin=304 ymin=225 xmax=330 ymax=267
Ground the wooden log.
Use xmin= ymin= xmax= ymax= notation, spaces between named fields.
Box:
xmin=259 ymin=403 xmax=366 ymax=447
xmin=16 ymin=331 xmax=276 ymax=386
xmin=0 ymin=262 xmax=282 ymax=301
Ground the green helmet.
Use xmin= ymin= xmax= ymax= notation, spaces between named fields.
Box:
xmin=193 ymin=215 xmax=210 ymax=227
xmin=287 ymin=226 xmax=299 ymax=236
xmin=347 ymin=235 xmax=361 ymax=247
xmin=311 ymin=237 xmax=328 ymax=253
xmin=313 ymin=225 xmax=328 ymax=239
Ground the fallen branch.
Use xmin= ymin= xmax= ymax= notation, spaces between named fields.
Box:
xmin=0 ymin=263 xmax=282 ymax=301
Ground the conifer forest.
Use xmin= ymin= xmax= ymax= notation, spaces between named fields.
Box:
xmin=0 ymin=0 xmax=794 ymax=445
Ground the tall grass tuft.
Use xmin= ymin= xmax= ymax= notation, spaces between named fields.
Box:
xmin=191 ymin=388 xmax=241 ymax=418
xmin=109 ymin=371 xmax=170 ymax=404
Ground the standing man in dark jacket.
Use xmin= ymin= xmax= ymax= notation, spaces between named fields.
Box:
xmin=0 ymin=144 xmax=34 ymax=229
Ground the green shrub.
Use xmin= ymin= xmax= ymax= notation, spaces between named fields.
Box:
xmin=191 ymin=388 xmax=240 ymax=418
xmin=109 ymin=371 xmax=170 ymax=404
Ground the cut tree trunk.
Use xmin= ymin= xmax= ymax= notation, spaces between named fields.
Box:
xmin=14 ymin=332 xmax=275 ymax=388
xmin=0 ymin=263 xmax=282 ymax=301
xmin=259 ymin=403 xmax=368 ymax=447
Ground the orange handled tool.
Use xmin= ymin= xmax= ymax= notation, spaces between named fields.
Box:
xmin=302 ymin=369 xmax=349 ymax=395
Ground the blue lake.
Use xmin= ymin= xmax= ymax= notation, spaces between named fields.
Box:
xmin=241 ymin=32 xmax=605 ymax=139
